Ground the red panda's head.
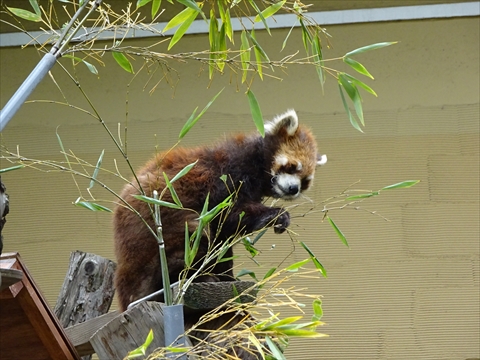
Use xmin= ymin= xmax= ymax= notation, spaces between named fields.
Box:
xmin=264 ymin=109 xmax=327 ymax=200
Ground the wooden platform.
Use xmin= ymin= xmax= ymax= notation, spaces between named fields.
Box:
xmin=0 ymin=252 xmax=80 ymax=360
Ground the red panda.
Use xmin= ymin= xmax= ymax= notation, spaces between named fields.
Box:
xmin=113 ymin=109 xmax=326 ymax=354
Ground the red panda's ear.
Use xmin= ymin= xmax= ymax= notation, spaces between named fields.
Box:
xmin=317 ymin=154 xmax=328 ymax=166
xmin=264 ymin=109 xmax=299 ymax=136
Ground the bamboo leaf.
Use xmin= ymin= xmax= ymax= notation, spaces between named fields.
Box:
xmin=281 ymin=23 xmax=296 ymax=51
xmin=344 ymin=74 xmax=377 ymax=97
xmin=218 ymin=0 xmax=233 ymax=42
xmin=7 ymin=7 xmax=41 ymax=22
xmin=209 ymin=9 xmax=218 ymax=79
xmin=152 ymin=0 xmax=161 ymax=18
xmin=169 ymin=160 xmax=198 ymax=183
xmin=163 ymin=6 xmax=197 ymax=33
xmin=254 ymin=0 xmax=286 ymax=22
xmin=163 ymin=172 xmax=183 ymax=207
xmin=263 ymin=267 xmax=276 ymax=280
xmin=137 ymin=0 xmax=152 ymax=7
xmin=252 ymin=228 xmax=268 ymax=245
xmin=381 ymin=180 xmax=420 ymax=190
xmin=179 ymin=89 xmax=223 ymax=139
xmin=343 ymin=57 xmax=373 ymax=79
xmin=312 ymin=299 xmax=323 ymax=321
xmin=286 ymin=258 xmax=310 ymax=272
xmin=260 ymin=316 xmax=303 ymax=331
xmin=248 ymin=0 xmax=270 ymax=35
xmin=248 ymin=29 xmax=269 ymax=79
xmin=197 ymin=194 xmax=233 ymax=224
xmin=112 ymin=51 xmax=134 ymax=73
xmin=265 ymin=336 xmax=286 ymax=360
xmin=327 ymin=216 xmax=349 ymax=247
xmin=189 ymin=222 xmax=204 ymax=264
xmin=217 ymin=23 xmax=227 ymax=72
xmin=88 ymin=149 xmax=104 ymax=189
xmin=248 ymin=334 xmax=265 ymax=359
xmin=345 ymin=42 xmax=397 ymax=57
xmin=236 ymin=269 xmax=258 ymax=281
xmin=345 ymin=192 xmax=379 ymax=200
xmin=185 ymin=222 xmax=191 ymax=266
xmin=338 ymin=83 xmax=363 ymax=133
xmin=312 ymin=31 xmax=325 ymax=91
xmin=63 ymin=55 xmax=98 ymax=75
xmin=278 ymin=328 xmax=328 ymax=337
xmin=176 ymin=0 xmax=203 ymax=15
xmin=168 ymin=7 xmax=199 ymax=50
xmin=126 ymin=329 xmax=154 ymax=358
xmin=248 ymin=29 xmax=270 ymax=62
xmin=0 ymin=165 xmax=25 ymax=173
xmin=55 ymin=129 xmax=72 ymax=170
xmin=132 ymin=195 xmax=182 ymax=209
xmin=29 ymin=0 xmax=41 ymax=16
xmin=74 ymin=198 xmax=113 ymax=213
xmin=300 ymin=241 xmax=327 ymax=278
xmin=339 ymin=73 xmax=364 ymax=126
xmin=299 ymin=19 xmax=312 ymax=56
xmin=217 ymin=241 xmax=231 ymax=262
xmin=242 ymin=238 xmax=260 ymax=258
xmin=246 ymin=90 xmax=264 ymax=137
xmin=164 ymin=346 xmax=191 ymax=353
xmin=240 ymin=30 xmax=251 ymax=83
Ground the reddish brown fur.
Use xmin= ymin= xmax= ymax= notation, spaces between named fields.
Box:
xmin=113 ymin=111 xmax=323 ymax=357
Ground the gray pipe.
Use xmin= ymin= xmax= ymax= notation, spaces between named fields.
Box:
xmin=0 ymin=52 xmax=57 ymax=132
xmin=0 ymin=0 xmax=101 ymax=133
xmin=163 ymin=304 xmax=187 ymax=359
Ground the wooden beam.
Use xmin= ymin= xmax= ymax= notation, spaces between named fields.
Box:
xmin=65 ymin=311 xmax=119 ymax=357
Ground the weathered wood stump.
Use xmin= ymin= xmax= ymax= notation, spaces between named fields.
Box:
xmin=55 ymin=251 xmax=116 ymax=359
xmin=0 ymin=176 xmax=9 ymax=256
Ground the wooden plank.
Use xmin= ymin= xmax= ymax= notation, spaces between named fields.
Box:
xmin=90 ymin=301 xmax=167 ymax=360
xmin=65 ymin=311 xmax=120 ymax=357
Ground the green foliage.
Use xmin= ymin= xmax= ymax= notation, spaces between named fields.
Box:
xmin=5 ymin=1 xmax=398 ymax=132
xmin=74 ymin=197 xmax=112 ymax=212
xmin=89 ymin=150 xmax=104 ymax=190
xmin=112 ymin=50 xmax=134 ymax=73
xmin=125 ymin=329 xmax=154 ymax=359
xmin=178 ymin=89 xmax=224 ymax=139
xmin=247 ymin=89 xmax=264 ymax=136
xmin=0 ymin=165 xmax=24 ymax=173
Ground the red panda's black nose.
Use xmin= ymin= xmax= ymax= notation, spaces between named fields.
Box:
xmin=288 ymin=185 xmax=299 ymax=195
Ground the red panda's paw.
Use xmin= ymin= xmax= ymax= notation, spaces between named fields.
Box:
xmin=273 ymin=210 xmax=290 ymax=234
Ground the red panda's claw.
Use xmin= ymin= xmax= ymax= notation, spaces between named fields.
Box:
xmin=274 ymin=211 xmax=290 ymax=234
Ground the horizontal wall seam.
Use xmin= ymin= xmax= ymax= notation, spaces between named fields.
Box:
xmin=0 ymin=2 xmax=479 ymax=47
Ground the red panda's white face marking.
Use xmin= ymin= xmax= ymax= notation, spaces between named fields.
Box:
xmin=266 ymin=109 xmax=327 ymax=200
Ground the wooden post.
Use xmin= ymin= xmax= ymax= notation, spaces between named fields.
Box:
xmin=54 ymin=251 xmax=116 ymax=359
xmin=0 ymin=176 xmax=9 ymax=256
xmin=90 ymin=301 xmax=167 ymax=360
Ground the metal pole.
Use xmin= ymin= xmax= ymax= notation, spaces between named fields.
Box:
xmin=0 ymin=53 xmax=57 ymax=131
xmin=163 ymin=304 xmax=187 ymax=359
xmin=0 ymin=0 xmax=102 ymax=132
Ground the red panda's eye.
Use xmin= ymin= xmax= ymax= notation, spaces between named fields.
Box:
xmin=280 ymin=164 xmax=296 ymax=174
xmin=301 ymin=178 xmax=311 ymax=190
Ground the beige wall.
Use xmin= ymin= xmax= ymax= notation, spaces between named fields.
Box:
xmin=1 ymin=16 xmax=479 ymax=359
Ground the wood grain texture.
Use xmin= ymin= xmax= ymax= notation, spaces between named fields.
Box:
xmin=0 ymin=252 xmax=80 ymax=360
